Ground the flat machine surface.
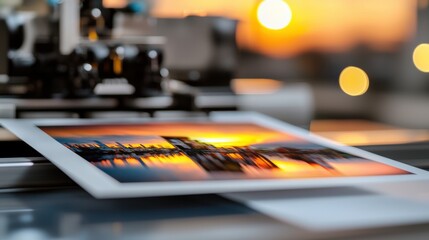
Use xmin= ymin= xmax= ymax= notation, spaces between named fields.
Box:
xmin=3 ymin=187 xmax=429 ymax=240
xmin=3 ymin=128 xmax=429 ymax=239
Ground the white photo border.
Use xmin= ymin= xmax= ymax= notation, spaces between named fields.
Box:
xmin=1 ymin=112 xmax=428 ymax=198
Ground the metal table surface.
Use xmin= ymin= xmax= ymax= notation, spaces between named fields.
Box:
xmin=3 ymin=129 xmax=429 ymax=239
xmin=2 ymin=188 xmax=429 ymax=240
xmin=0 ymin=189 xmax=292 ymax=240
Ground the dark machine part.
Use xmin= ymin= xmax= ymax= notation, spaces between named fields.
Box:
xmin=80 ymin=0 xmax=145 ymax=39
xmin=0 ymin=10 xmax=165 ymax=99
xmin=0 ymin=12 xmax=65 ymax=97
xmin=0 ymin=13 xmax=28 ymax=79
xmin=1 ymin=13 xmax=25 ymax=51
xmin=0 ymin=17 xmax=10 ymax=79
xmin=70 ymin=43 xmax=163 ymax=97
xmin=80 ymin=0 xmax=113 ymax=39
xmin=0 ymin=1 xmax=242 ymax=118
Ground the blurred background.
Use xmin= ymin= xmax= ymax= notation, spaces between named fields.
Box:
xmin=2 ymin=0 xmax=429 ymax=146
xmin=3 ymin=2 xmax=429 ymax=239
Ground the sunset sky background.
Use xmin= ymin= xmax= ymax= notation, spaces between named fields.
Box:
xmin=42 ymin=122 xmax=305 ymax=147
xmin=150 ymin=0 xmax=417 ymax=57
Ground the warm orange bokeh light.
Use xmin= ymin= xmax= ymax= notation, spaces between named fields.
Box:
xmin=257 ymin=0 xmax=292 ymax=30
xmin=102 ymin=0 xmax=127 ymax=8
xmin=339 ymin=66 xmax=370 ymax=96
xmin=413 ymin=43 xmax=429 ymax=72
xmin=231 ymin=78 xmax=283 ymax=94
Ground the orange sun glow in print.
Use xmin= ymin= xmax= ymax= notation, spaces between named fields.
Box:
xmin=41 ymin=122 xmax=410 ymax=183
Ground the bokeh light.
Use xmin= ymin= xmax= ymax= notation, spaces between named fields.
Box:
xmin=339 ymin=66 xmax=369 ymax=96
xmin=257 ymin=0 xmax=292 ymax=30
xmin=413 ymin=43 xmax=429 ymax=72
xmin=103 ymin=0 xmax=127 ymax=8
xmin=231 ymin=78 xmax=282 ymax=94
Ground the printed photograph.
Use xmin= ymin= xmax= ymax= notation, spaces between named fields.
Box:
xmin=40 ymin=122 xmax=410 ymax=182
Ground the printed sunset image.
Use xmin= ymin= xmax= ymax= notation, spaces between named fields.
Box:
xmin=41 ymin=122 xmax=410 ymax=183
